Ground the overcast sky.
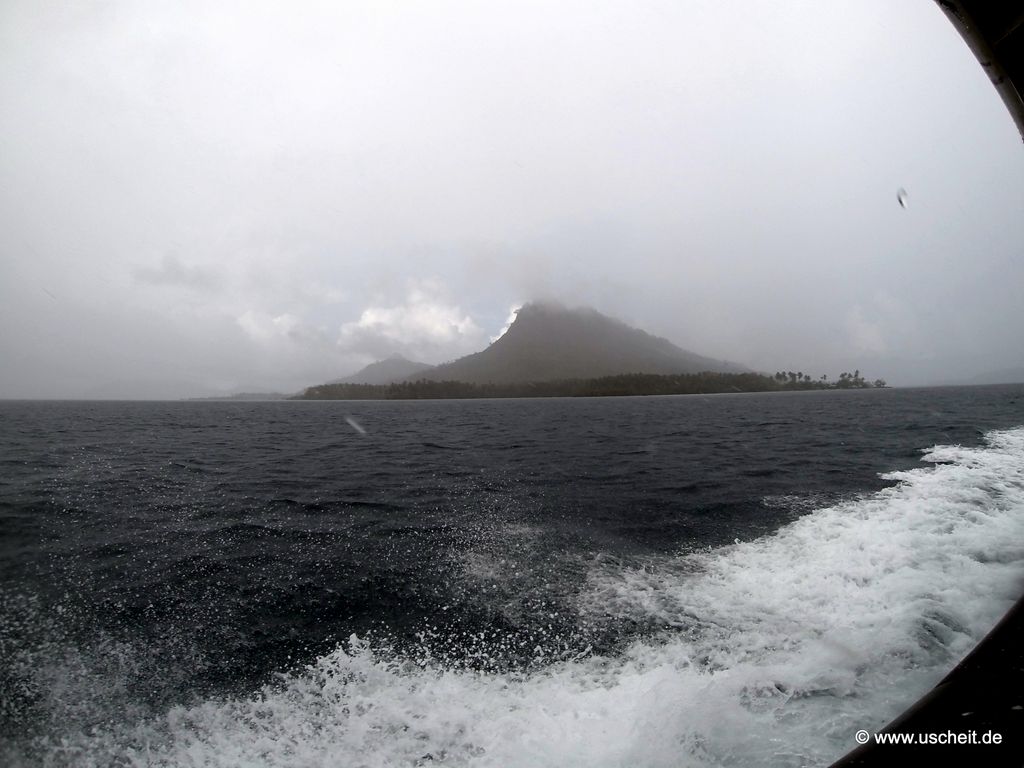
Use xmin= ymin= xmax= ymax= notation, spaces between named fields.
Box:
xmin=2 ymin=0 xmax=1022 ymax=397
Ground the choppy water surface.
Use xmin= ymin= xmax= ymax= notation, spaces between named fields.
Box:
xmin=1 ymin=386 xmax=1023 ymax=766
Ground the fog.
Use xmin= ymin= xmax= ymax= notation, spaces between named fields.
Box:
xmin=2 ymin=0 xmax=1022 ymax=398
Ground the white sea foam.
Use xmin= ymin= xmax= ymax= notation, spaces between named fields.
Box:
xmin=13 ymin=427 xmax=1024 ymax=767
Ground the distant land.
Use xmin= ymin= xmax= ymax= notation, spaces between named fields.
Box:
xmin=183 ymin=358 xmax=432 ymax=400
xmin=331 ymin=353 xmax=432 ymax=385
xmin=415 ymin=302 xmax=748 ymax=384
xmin=297 ymin=371 xmax=885 ymax=400
xmin=296 ymin=301 xmax=886 ymax=400
xmin=189 ymin=392 xmax=291 ymax=401
xmin=970 ymin=367 xmax=1024 ymax=386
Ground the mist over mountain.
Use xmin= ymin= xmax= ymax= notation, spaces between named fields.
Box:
xmin=333 ymin=354 xmax=432 ymax=385
xmin=412 ymin=302 xmax=748 ymax=384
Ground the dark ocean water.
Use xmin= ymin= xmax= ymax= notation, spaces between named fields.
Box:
xmin=1 ymin=386 xmax=1023 ymax=767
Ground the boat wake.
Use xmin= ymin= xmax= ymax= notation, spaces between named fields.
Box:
xmin=4 ymin=427 xmax=1024 ymax=767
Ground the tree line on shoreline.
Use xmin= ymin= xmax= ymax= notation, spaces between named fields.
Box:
xmin=295 ymin=370 xmax=886 ymax=400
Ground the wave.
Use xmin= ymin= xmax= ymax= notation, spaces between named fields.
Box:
xmin=7 ymin=427 xmax=1024 ymax=767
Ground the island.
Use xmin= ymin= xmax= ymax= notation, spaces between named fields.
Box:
xmin=295 ymin=302 xmax=884 ymax=400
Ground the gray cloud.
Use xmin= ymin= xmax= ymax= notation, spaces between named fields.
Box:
xmin=1 ymin=0 xmax=1023 ymax=397
xmin=133 ymin=253 xmax=223 ymax=292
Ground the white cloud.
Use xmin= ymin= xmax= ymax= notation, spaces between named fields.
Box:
xmin=490 ymin=303 xmax=522 ymax=343
xmin=339 ymin=281 xmax=486 ymax=361
xmin=237 ymin=310 xmax=312 ymax=343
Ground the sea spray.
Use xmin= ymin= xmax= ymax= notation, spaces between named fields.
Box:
xmin=6 ymin=426 xmax=1021 ymax=767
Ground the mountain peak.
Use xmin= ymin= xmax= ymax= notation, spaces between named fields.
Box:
xmin=415 ymin=302 xmax=746 ymax=384
xmin=515 ymin=299 xmax=568 ymax=314
xmin=334 ymin=354 xmax=432 ymax=385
